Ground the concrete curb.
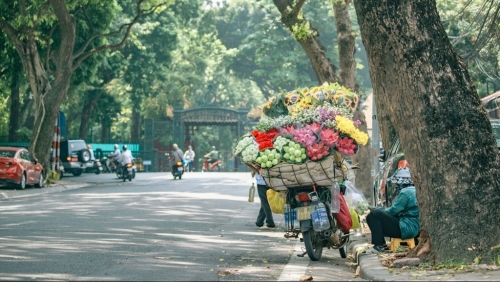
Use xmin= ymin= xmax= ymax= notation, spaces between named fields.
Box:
xmin=350 ymin=240 xmax=396 ymax=281
xmin=0 ymin=183 xmax=90 ymax=200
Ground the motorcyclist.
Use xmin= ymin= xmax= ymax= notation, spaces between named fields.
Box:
xmin=87 ymin=144 xmax=95 ymax=161
xmin=110 ymin=144 xmax=121 ymax=170
xmin=206 ymin=146 xmax=219 ymax=165
xmin=117 ymin=145 xmax=133 ymax=176
xmin=183 ymin=145 xmax=195 ymax=172
xmin=171 ymin=143 xmax=184 ymax=172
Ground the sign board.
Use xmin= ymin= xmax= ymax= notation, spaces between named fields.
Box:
xmin=143 ymin=160 xmax=152 ymax=165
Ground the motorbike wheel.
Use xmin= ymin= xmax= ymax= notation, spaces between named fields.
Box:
xmin=132 ymin=171 xmax=136 ymax=179
xmin=129 ymin=175 xmax=132 ymax=181
xmin=179 ymin=174 xmax=182 ymax=179
xmin=214 ymin=166 xmax=221 ymax=172
xmin=94 ymin=169 xmax=101 ymax=175
xmin=303 ymin=230 xmax=323 ymax=261
xmin=338 ymin=245 xmax=347 ymax=258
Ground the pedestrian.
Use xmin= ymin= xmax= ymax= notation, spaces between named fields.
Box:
xmin=183 ymin=145 xmax=195 ymax=172
xmin=252 ymin=168 xmax=276 ymax=230
xmin=366 ymin=167 xmax=420 ymax=252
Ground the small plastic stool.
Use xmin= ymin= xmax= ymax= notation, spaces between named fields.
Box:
xmin=390 ymin=238 xmax=415 ymax=252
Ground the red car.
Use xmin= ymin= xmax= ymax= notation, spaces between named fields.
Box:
xmin=0 ymin=147 xmax=44 ymax=189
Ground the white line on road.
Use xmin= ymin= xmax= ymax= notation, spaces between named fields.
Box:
xmin=278 ymin=242 xmax=309 ymax=281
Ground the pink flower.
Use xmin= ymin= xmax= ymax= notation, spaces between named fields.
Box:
xmin=320 ymin=128 xmax=339 ymax=146
xmin=293 ymin=128 xmax=317 ymax=147
xmin=281 ymin=125 xmax=297 ymax=136
xmin=305 ymin=122 xmax=321 ymax=133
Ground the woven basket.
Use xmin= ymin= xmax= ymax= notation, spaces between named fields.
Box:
xmin=260 ymin=152 xmax=350 ymax=191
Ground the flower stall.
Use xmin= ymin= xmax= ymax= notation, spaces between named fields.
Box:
xmin=234 ymin=83 xmax=369 ymax=191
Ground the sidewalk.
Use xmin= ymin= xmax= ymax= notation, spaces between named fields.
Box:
xmin=0 ymin=181 xmax=89 ymax=200
xmin=350 ymin=233 xmax=500 ymax=281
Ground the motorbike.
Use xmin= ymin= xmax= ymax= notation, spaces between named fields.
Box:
xmin=283 ymin=183 xmax=351 ymax=261
xmin=105 ymin=153 xmax=119 ymax=173
xmin=84 ymin=160 xmax=103 ymax=174
xmin=121 ymin=161 xmax=137 ymax=182
xmin=172 ymin=160 xmax=184 ymax=180
xmin=202 ymin=154 xmax=221 ymax=172
xmin=116 ymin=160 xmax=137 ymax=180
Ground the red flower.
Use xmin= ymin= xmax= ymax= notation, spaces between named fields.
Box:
xmin=258 ymin=141 xmax=274 ymax=151
xmin=251 ymin=130 xmax=259 ymax=137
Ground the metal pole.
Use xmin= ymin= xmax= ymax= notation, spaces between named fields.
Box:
xmin=371 ymin=94 xmax=380 ymax=207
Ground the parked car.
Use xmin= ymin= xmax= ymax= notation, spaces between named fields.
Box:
xmin=0 ymin=147 xmax=44 ymax=189
xmin=373 ymin=119 xmax=500 ymax=207
xmin=60 ymin=140 xmax=91 ymax=177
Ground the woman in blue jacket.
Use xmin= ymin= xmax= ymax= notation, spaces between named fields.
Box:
xmin=366 ymin=167 xmax=420 ymax=252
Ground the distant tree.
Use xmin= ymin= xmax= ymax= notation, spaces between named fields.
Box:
xmin=0 ymin=0 xmax=170 ymax=174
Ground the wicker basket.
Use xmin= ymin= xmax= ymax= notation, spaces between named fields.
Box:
xmin=259 ymin=152 xmax=351 ymax=191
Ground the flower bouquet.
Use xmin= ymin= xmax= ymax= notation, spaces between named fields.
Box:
xmin=234 ymin=83 xmax=369 ymax=190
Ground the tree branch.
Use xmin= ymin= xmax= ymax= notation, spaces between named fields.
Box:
xmin=291 ymin=0 xmax=306 ymax=17
xmin=72 ymin=0 xmax=168 ymax=70
xmin=44 ymin=25 xmax=57 ymax=75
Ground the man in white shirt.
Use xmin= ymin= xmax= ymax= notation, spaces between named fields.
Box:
xmin=117 ymin=145 xmax=133 ymax=175
xmin=87 ymin=145 xmax=95 ymax=161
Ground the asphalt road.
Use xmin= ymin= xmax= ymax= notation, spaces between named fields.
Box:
xmin=0 ymin=172 xmax=363 ymax=281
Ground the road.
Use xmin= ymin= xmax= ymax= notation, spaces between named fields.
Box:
xmin=0 ymin=172 xmax=363 ymax=281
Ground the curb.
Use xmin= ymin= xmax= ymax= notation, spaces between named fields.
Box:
xmin=350 ymin=240 xmax=395 ymax=281
xmin=0 ymin=183 xmax=90 ymax=200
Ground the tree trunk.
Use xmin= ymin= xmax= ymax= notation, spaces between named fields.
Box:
xmin=8 ymin=66 xmax=21 ymax=142
xmin=131 ymin=102 xmax=141 ymax=143
xmin=79 ymin=89 xmax=102 ymax=140
xmin=354 ymin=0 xmax=500 ymax=263
xmin=333 ymin=1 xmax=372 ymax=196
xmin=272 ymin=0 xmax=339 ymax=83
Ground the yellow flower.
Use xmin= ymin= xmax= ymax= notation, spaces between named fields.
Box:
xmin=335 ymin=116 xmax=369 ymax=146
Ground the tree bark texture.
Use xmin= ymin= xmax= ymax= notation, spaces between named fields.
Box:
xmin=333 ymin=1 xmax=372 ymax=196
xmin=272 ymin=0 xmax=339 ymax=83
xmin=354 ymin=0 xmax=500 ymax=262
xmin=79 ymin=89 xmax=103 ymax=140
xmin=8 ymin=66 xmax=21 ymax=142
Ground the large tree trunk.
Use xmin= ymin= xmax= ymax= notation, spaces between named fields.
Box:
xmin=8 ymin=65 xmax=21 ymax=142
xmin=354 ymin=0 xmax=500 ymax=263
xmin=272 ymin=0 xmax=339 ymax=83
xmin=79 ymin=89 xmax=102 ymax=140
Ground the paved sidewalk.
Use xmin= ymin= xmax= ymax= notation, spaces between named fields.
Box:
xmin=351 ymin=234 xmax=500 ymax=281
xmin=0 ymin=181 xmax=89 ymax=200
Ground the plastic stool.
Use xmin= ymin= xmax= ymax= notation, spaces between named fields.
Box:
xmin=390 ymin=238 xmax=415 ymax=252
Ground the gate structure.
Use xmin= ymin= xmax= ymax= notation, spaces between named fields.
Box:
xmin=143 ymin=106 xmax=254 ymax=172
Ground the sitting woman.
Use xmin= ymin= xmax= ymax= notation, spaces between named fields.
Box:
xmin=366 ymin=167 xmax=420 ymax=252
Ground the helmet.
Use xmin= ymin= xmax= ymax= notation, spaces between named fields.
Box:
xmin=122 ymin=145 xmax=128 ymax=151
xmin=390 ymin=167 xmax=413 ymax=189
xmin=212 ymin=146 xmax=216 ymax=150
xmin=114 ymin=144 xmax=119 ymax=149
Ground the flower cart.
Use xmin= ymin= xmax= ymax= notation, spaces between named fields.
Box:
xmin=234 ymin=83 xmax=370 ymax=261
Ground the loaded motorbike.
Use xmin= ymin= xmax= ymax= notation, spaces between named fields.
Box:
xmin=202 ymin=154 xmax=221 ymax=172
xmin=282 ymin=181 xmax=352 ymax=261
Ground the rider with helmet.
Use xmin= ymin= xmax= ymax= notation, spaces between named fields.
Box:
xmin=117 ymin=145 xmax=133 ymax=176
xmin=206 ymin=146 xmax=219 ymax=165
xmin=366 ymin=167 xmax=420 ymax=253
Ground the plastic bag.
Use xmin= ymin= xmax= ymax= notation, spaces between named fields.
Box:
xmin=333 ymin=194 xmax=352 ymax=233
xmin=343 ymin=180 xmax=370 ymax=215
xmin=267 ymin=189 xmax=286 ymax=214
xmin=350 ymin=209 xmax=360 ymax=229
